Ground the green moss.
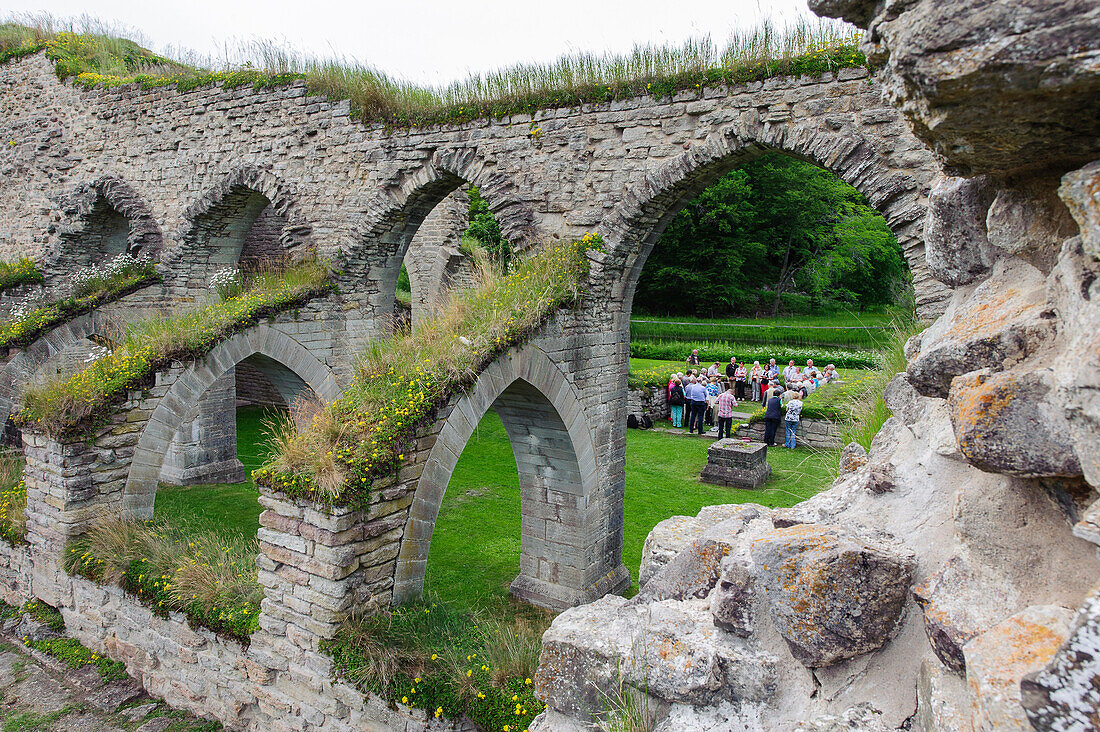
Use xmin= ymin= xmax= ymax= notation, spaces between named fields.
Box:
xmin=23 ymin=636 xmax=127 ymax=680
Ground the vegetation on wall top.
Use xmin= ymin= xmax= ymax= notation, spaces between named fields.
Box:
xmin=1 ymin=14 xmax=867 ymax=129
xmin=16 ymin=257 xmax=332 ymax=438
xmin=0 ymin=258 xmax=44 ymax=293
xmin=254 ymin=235 xmax=599 ymax=506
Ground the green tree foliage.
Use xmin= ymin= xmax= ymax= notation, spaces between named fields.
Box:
xmin=635 ymin=153 xmax=910 ymax=316
xmin=464 ymin=186 xmax=511 ymax=267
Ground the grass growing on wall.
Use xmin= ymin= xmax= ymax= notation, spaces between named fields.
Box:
xmin=324 ymin=600 xmax=546 ymax=730
xmin=65 ymin=516 xmax=262 ymax=642
xmin=1 ymin=14 xmax=866 ymax=129
xmin=16 ymin=257 xmax=332 ymax=438
xmin=0 ymin=258 xmax=44 ymax=293
xmin=255 ymin=236 xmax=598 ymax=506
xmin=0 ymin=256 xmax=159 ymax=351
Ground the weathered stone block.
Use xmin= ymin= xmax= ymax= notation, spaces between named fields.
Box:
xmin=700 ymin=439 xmax=771 ymax=489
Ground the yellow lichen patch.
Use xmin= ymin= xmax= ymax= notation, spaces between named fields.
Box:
xmin=949 ymin=286 xmax=1042 ymax=343
xmin=948 ymin=370 xmax=1020 ymax=456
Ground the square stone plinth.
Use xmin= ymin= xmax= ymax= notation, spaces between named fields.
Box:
xmin=700 ymin=439 xmax=771 ymax=489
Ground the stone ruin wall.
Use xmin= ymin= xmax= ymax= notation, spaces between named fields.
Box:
xmin=531 ymin=2 xmax=1100 ymax=731
xmin=0 ymin=20 xmax=1050 ymax=731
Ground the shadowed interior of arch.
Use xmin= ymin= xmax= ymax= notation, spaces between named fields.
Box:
xmin=397 ymin=376 xmax=600 ymax=611
xmin=186 ymin=184 xmax=289 ymax=282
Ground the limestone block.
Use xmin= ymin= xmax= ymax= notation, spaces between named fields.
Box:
xmin=638 ymin=504 xmax=770 ymax=587
xmin=634 ymin=538 xmax=730 ymax=602
xmin=839 ymin=441 xmax=868 ymax=475
xmin=948 ymin=368 xmax=1081 ymax=478
xmin=710 ymin=556 xmax=755 ymax=637
xmin=963 ymin=604 xmax=1074 ymax=731
xmin=751 ymin=524 xmax=915 ymax=668
xmin=907 ymin=258 xmax=1054 ymax=399
xmin=924 ymin=176 xmax=998 ymax=287
xmin=915 ymin=659 xmax=974 ymax=732
xmin=1060 ymin=161 xmax=1100 ymax=261
xmin=1020 ymin=585 xmax=1100 ymax=731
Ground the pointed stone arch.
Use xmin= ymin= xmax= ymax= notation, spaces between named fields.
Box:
xmin=598 ymin=124 xmax=946 ymax=315
xmin=342 ymin=152 xmax=536 ymax=322
xmin=121 ymin=325 xmax=342 ymax=516
xmin=53 ymin=176 xmax=165 ymax=272
xmin=393 ymin=343 xmax=628 ymax=610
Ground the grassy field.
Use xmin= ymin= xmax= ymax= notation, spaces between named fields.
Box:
xmin=153 ymin=405 xmax=836 ymax=613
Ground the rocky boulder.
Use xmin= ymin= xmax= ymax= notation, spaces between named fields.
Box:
xmin=638 ymin=504 xmax=770 ymax=587
xmin=924 ymin=175 xmax=998 ymax=287
xmin=964 ymin=605 xmax=1075 ymax=730
xmin=948 ymin=367 xmax=1082 ymax=478
xmin=1020 ymin=586 xmax=1100 ymax=731
xmin=907 ymin=257 xmax=1055 ymax=399
xmin=750 ymin=524 xmax=915 ymax=668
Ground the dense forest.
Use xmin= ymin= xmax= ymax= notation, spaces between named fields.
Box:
xmin=634 ymin=153 xmax=911 ymax=317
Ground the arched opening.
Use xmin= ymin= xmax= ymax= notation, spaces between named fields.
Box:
xmin=394 ymin=349 xmax=623 ymax=612
xmin=596 ymin=141 xmax=922 ymax=592
xmin=186 ymin=185 xmax=289 ymax=279
xmin=123 ymin=327 xmax=342 ymax=518
xmin=395 ymin=187 xmax=473 ymax=327
xmin=53 ymin=177 xmax=164 ymax=276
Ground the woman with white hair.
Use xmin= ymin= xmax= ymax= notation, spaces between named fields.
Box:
xmin=749 ymin=361 xmax=763 ymax=401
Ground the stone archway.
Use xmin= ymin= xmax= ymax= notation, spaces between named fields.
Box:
xmin=121 ymin=325 xmax=342 ymax=516
xmin=600 ymin=126 xmax=946 ymax=318
xmin=393 ymin=344 xmax=628 ymax=611
xmin=0 ymin=311 xmax=116 ymax=431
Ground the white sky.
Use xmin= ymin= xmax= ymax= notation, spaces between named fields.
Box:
xmin=4 ymin=0 xmax=824 ymax=86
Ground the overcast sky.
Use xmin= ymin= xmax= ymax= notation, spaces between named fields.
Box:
xmin=5 ymin=0 xmax=825 ymax=86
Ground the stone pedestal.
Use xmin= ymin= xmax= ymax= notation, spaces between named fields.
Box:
xmin=700 ymin=439 xmax=771 ymax=489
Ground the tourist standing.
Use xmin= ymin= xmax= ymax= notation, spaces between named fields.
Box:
xmin=669 ymin=378 xmax=685 ymax=428
xmin=707 ymin=361 xmax=721 ymax=379
xmin=734 ymin=362 xmax=747 ymax=400
xmin=767 ymin=359 xmax=780 ymax=381
xmin=783 ymin=360 xmax=800 ymax=385
xmin=726 ymin=357 xmax=737 ymax=383
xmin=686 ymin=349 xmax=700 ymax=368
xmin=784 ymin=393 xmax=803 ymax=448
xmin=749 ymin=361 xmax=763 ymax=401
xmin=715 ymin=385 xmax=738 ymax=439
xmin=763 ymin=387 xmax=782 ymax=446
xmin=687 ymin=377 xmax=708 ymax=434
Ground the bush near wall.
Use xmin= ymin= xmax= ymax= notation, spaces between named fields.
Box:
xmin=629 ymin=339 xmax=880 ymax=369
xmin=0 ymin=258 xmax=44 ymax=293
xmin=0 ymin=450 xmax=26 ymax=546
xmin=16 ymin=258 xmax=332 ymax=438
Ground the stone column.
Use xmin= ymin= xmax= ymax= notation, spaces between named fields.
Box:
xmin=159 ymin=368 xmax=245 ymax=485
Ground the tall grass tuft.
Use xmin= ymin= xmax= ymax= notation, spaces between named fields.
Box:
xmin=839 ymin=320 xmax=923 ymax=451
xmin=66 ymin=515 xmax=262 ymax=641
xmin=3 ymin=13 xmax=863 ymax=128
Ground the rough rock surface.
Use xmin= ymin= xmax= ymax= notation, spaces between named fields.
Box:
xmin=963 ymin=605 xmax=1075 ymax=731
xmin=1020 ymin=586 xmax=1100 ymax=731
xmin=924 ymin=175 xmax=997 ymax=286
xmin=839 ymin=442 xmax=868 ymax=475
xmin=751 ymin=524 xmax=915 ymax=668
xmin=638 ymin=504 xmax=769 ymax=587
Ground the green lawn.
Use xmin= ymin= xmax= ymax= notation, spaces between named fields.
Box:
xmin=153 ymin=405 xmax=837 ymax=615
xmin=152 ymin=406 xmax=273 ymax=538
xmin=631 ymin=309 xmax=908 ymax=328
xmin=426 ymin=410 xmax=835 ymax=611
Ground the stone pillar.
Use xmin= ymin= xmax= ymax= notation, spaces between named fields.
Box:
xmin=21 ymin=431 xmax=105 ymax=607
xmin=159 ymin=368 xmax=245 ymax=485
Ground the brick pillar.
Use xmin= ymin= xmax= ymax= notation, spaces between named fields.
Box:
xmin=159 ymin=368 xmax=245 ymax=485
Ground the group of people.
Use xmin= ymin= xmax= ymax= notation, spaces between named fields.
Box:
xmin=665 ymin=350 xmax=842 ymax=448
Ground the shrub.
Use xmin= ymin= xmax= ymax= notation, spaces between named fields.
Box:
xmin=629 ymin=339 xmax=879 ymax=369
xmin=209 ymin=267 xmax=244 ymax=300
xmin=17 ymin=256 xmax=332 ymax=437
xmin=0 ymin=450 xmax=26 ymax=546
xmin=65 ymin=516 xmax=262 ymax=643
xmin=254 ymin=236 xmax=598 ymax=505
xmin=323 ymin=599 xmax=547 ymax=731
